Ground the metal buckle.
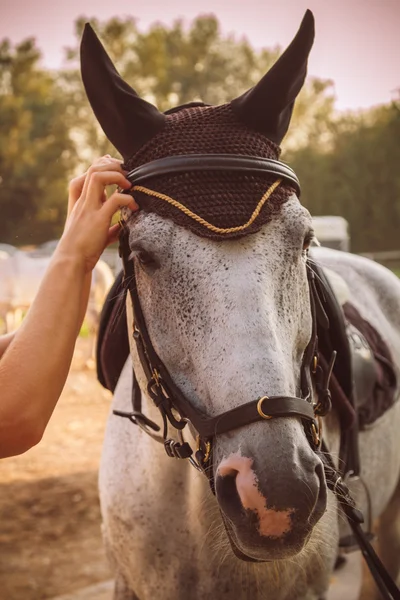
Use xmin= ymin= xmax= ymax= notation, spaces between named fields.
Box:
xmin=196 ymin=436 xmax=211 ymax=463
xmin=162 ymin=429 xmax=203 ymax=472
xmin=178 ymin=428 xmax=204 ymax=471
xmin=152 ymin=368 xmax=161 ymax=386
xmin=312 ymin=355 xmax=318 ymax=374
xmin=311 ymin=416 xmax=322 ymax=448
xmin=257 ymin=396 xmax=272 ymax=420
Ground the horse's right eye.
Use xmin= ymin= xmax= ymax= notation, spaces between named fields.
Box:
xmin=137 ymin=251 xmax=153 ymax=266
xmin=134 ymin=251 xmax=159 ymax=273
xmin=302 ymin=230 xmax=315 ymax=253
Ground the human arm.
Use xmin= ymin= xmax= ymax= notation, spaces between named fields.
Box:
xmin=0 ymin=333 xmax=15 ymax=359
xmin=0 ymin=157 xmax=137 ymax=458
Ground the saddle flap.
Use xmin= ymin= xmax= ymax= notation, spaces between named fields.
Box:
xmin=96 ymin=270 xmax=130 ymax=393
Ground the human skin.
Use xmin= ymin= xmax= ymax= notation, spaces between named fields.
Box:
xmin=0 ymin=156 xmax=138 ymax=458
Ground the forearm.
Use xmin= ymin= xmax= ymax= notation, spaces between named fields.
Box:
xmin=0 ymin=333 xmax=15 ymax=359
xmin=0 ymin=253 xmax=88 ymax=457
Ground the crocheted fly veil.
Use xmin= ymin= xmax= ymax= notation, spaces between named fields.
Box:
xmin=80 ymin=11 xmax=314 ymax=239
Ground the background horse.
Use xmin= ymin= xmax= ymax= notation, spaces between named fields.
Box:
xmin=81 ymin=11 xmax=400 ymax=600
xmin=0 ymin=250 xmax=114 ymax=336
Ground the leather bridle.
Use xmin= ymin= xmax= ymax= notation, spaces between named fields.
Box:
xmin=115 ymin=153 xmax=400 ymax=599
xmin=117 ymin=155 xmax=326 ymax=465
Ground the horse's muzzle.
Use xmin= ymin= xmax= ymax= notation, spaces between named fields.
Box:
xmin=215 ymin=453 xmax=327 ymax=560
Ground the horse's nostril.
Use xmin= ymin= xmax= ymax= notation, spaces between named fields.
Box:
xmin=217 ymin=465 xmax=239 ymax=479
xmin=215 ymin=472 xmax=244 ymax=520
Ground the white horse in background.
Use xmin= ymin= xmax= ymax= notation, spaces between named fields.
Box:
xmin=0 ymin=250 xmax=115 ymax=335
xmin=0 ymin=243 xmax=18 ymax=257
xmin=87 ymin=258 xmax=116 ymax=333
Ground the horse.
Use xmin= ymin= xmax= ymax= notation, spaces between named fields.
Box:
xmin=0 ymin=250 xmax=115 ymax=335
xmin=81 ymin=11 xmax=400 ymax=600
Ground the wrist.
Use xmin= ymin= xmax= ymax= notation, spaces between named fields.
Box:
xmin=51 ymin=248 xmax=90 ymax=275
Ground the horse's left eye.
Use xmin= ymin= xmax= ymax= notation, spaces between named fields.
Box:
xmin=303 ymin=231 xmax=315 ymax=252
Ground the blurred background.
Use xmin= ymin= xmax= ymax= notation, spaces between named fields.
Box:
xmin=0 ymin=1 xmax=398 ymax=598
xmin=1 ymin=0 xmax=400 ymax=255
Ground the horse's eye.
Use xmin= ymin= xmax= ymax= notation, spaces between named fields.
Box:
xmin=136 ymin=251 xmax=158 ymax=272
xmin=303 ymin=231 xmax=315 ymax=252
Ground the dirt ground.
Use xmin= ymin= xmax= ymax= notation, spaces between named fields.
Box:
xmin=0 ymin=339 xmax=113 ymax=600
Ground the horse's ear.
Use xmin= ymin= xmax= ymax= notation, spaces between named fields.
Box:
xmin=231 ymin=10 xmax=315 ymax=145
xmin=80 ymin=24 xmax=165 ymax=160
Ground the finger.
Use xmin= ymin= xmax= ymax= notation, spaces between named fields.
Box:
xmin=93 ymin=155 xmax=122 ymax=166
xmin=85 ymin=172 xmax=132 ymax=208
xmin=106 ymin=222 xmax=123 ymax=246
xmin=82 ymin=160 xmax=128 ymax=199
xmin=68 ymin=172 xmax=87 ymax=212
xmin=102 ymin=191 xmax=139 ymax=219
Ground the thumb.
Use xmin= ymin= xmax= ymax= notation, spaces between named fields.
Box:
xmin=103 ymin=191 xmax=138 ymax=220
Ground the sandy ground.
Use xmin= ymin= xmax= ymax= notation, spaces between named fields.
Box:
xmin=0 ymin=338 xmax=371 ymax=600
xmin=49 ymin=554 xmax=363 ymax=600
xmin=0 ymin=339 xmax=112 ymax=600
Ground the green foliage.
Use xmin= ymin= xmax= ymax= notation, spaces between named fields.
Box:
xmin=0 ymin=14 xmax=398 ymax=253
xmin=288 ymin=103 xmax=400 ymax=252
xmin=0 ymin=38 xmax=76 ymax=244
xmin=79 ymin=319 xmax=91 ymax=338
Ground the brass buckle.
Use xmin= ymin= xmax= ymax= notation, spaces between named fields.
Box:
xmin=257 ymin=396 xmax=272 ymax=420
xmin=196 ymin=436 xmax=211 ymax=463
xmin=311 ymin=417 xmax=322 ymax=447
xmin=152 ymin=368 xmax=161 ymax=386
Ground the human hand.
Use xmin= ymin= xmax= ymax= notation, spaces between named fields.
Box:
xmin=57 ymin=155 xmax=138 ymax=272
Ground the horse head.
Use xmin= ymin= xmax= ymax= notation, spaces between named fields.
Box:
xmin=81 ymin=11 xmax=329 ymax=563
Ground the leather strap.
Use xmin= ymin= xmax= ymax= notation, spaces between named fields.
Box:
xmin=321 ymin=443 xmax=400 ymax=599
xmin=179 ymin=396 xmax=316 ymax=439
xmin=125 ymin=154 xmax=301 ymax=196
xmin=119 ymin=226 xmax=317 ymax=437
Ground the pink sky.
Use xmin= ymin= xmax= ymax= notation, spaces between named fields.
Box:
xmin=1 ymin=0 xmax=399 ymax=111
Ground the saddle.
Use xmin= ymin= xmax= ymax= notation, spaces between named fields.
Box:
xmin=96 ymin=270 xmax=129 ymax=393
xmin=96 ymin=264 xmax=397 ymax=476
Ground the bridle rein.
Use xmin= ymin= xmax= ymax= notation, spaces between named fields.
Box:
xmin=115 ymin=154 xmax=400 ymax=600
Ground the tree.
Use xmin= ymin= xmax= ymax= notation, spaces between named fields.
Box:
xmin=289 ymin=103 xmax=400 ymax=252
xmin=0 ymin=38 xmax=75 ymax=244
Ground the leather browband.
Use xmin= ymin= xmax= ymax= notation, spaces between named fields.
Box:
xmin=125 ymin=154 xmax=301 ymax=197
